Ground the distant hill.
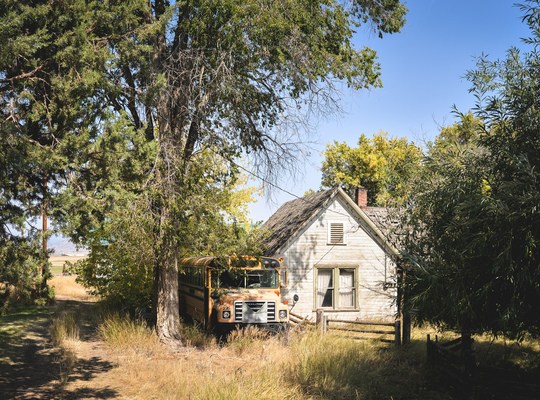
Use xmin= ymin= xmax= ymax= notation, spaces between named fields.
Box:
xmin=48 ymin=235 xmax=88 ymax=256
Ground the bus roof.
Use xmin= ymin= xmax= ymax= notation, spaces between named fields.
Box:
xmin=177 ymin=256 xmax=281 ymax=269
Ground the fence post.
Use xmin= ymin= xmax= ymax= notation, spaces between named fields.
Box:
xmin=402 ymin=312 xmax=411 ymax=344
xmin=394 ymin=320 xmax=401 ymax=345
xmin=316 ymin=310 xmax=326 ymax=334
xmin=426 ymin=334 xmax=432 ymax=361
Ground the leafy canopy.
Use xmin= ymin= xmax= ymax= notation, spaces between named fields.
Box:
xmin=0 ymin=0 xmax=407 ymax=334
xmin=321 ymin=132 xmax=423 ymax=206
xmin=402 ymin=1 xmax=540 ymax=338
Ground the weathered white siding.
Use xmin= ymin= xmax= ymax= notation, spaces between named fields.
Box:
xmin=275 ymin=196 xmax=397 ymax=322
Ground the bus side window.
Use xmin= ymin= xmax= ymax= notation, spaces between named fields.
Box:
xmin=196 ymin=269 xmax=202 ymax=287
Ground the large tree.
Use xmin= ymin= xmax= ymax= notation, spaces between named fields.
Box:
xmin=0 ymin=1 xmax=98 ymax=302
xmin=403 ymin=1 xmax=540 ymax=339
xmin=1 ymin=0 xmax=407 ymax=342
xmin=321 ymin=132 xmax=423 ymax=206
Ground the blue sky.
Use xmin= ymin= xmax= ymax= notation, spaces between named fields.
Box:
xmin=248 ymin=0 xmax=531 ymax=222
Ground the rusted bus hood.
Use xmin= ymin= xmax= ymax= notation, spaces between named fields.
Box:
xmin=218 ymin=289 xmax=281 ymax=302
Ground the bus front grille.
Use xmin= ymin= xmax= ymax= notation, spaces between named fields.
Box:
xmin=267 ymin=302 xmax=276 ymax=321
xmin=234 ymin=301 xmax=276 ymax=323
xmin=234 ymin=302 xmax=243 ymax=321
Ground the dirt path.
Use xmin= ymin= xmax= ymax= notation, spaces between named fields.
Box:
xmin=0 ymin=306 xmax=61 ymax=399
xmin=0 ymin=278 xmax=119 ymax=399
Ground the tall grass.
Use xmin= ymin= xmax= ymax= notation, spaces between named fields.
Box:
xmin=93 ymin=317 xmax=451 ymax=399
xmin=288 ymin=331 xmax=448 ymax=400
xmin=98 ymin=314 xmax=163 ymax=357
xmin=50 ymin=311 xmax=80 ymax=345
xmin=50 ymin=311 xmax=80 ymax=384
xmin=49 ymin=275 xmax=96 ymax=301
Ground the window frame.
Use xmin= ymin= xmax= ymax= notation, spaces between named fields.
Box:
xmin=314 ymin=265 xmax=358 ymax=311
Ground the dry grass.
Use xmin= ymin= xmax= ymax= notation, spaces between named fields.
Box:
xmin=49 ymin=255 xmax=85 ymax=268
xmin=50 ymin=310 xmax=81 ymax=384
xmin=51 ymin=278 xmax=450 ymax=399
xmin=473 ymin=334 xmax=540 ymax=370
xmin=410 ymin=324 xmax=540 ymax=372
xmin=45 ymin=273 xmax=537 ymax=399
xmin=49 ymin=275 xmax=97 ymax=302
xmin=98 ymin=314 xmax=164 ymax=358
xmin=50 ymin=311 xmax=80 ymax=346
xmin=92 ymin=318 xmax=449 ymax=400
xmin=99 ymin=320 xmax=302 ymax=400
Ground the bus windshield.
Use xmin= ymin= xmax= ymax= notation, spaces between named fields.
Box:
xmin=212 ymin=269 xmax=279 ymax=289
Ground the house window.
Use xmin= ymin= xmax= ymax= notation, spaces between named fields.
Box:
xmin=316 ymin=267 xmax=357 ymax=309
xmin=328 ymin=222 xmax=345 ymax=245
xmin=317 ymin=269 xmax=334 ymax=307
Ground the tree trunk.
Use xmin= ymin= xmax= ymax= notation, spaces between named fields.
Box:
xmin=40 ymin=175 xmax=49 ymax=294
xmin=155 ymin=252 xmax=182 ymax=343
xmin=152 ymin=195 xmax=183 ymax=343
xmin=152 ymin=108 xmax=185 ymax=344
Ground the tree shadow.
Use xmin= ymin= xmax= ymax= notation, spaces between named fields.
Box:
xmin=0 ymin=301 xmax=119 ymax=399
xmin=67 ymin=356 xmax=115 ymax=382
xmin=58 ymin=356 xmax=117 ymax=399
xmin=54 ymin=299 xmax=101 ymax=341
xmin=411 ymin=330 xmax=540 ymax=399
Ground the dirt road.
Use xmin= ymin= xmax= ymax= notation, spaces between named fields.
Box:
xmin=0 ymin=278 xmax=117 ymax=399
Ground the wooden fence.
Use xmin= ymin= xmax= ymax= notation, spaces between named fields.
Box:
xmin=291 ymin=310 xmax=401 ymax=344
xmin=427 ymin=335 xmax=540 ymax=400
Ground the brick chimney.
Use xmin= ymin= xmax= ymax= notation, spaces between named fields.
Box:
xmin=354 ymin=187 xmax=368 ymax=208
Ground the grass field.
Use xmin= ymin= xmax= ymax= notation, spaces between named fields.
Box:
xmin=2 ymin=274 xmax=538 ymax=399
xmin=49 ymin=255 xmax=85 ymax=276
xmin=41 ymin=275 xmax=452 ymax=399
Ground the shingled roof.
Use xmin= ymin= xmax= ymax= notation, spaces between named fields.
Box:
xmin=261 ymin=188 xmax=337 ymax=255
xmin=262 ymin=187 xmax=399 ymax=256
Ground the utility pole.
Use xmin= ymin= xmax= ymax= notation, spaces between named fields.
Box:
xmin=41 ymin=175 xmax=48 ymax=292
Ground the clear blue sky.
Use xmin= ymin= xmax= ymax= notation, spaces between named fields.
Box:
xmin=248 ymin=0 xmax=531 ymax=222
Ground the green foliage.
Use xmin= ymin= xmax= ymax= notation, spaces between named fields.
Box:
xmin=403 ymin=2 xmax=540 ymax=338
xmin=0 ymin=0 xmax=407 ymax=332
xmin=401 ymin=116 xmax=488 ymax=332
xmin=321 ymin=131 xmax=423 ymax=206
xmin=63 ymin=126 xmax=261 ymax=309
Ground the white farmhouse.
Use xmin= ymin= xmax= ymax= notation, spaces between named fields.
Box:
xmin=262 ymin=187 xmax=402 ymax=323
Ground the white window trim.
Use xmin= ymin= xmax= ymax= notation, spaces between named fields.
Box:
xmin=327 ymin=221 xmax=346 ymax=245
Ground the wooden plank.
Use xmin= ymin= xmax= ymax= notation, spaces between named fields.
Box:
xmin=348 ymin=336 xmax=394 ymax=344
xmin=326 ymin=319 xmax=395 ymax=327
xmin=289 ymin=313 xmax=315 ymax=326
xmin=329 ymin=326 xmax=394 ymax=335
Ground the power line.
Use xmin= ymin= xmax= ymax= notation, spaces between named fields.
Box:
xmin=230 ymin=158 xmax=355 ymax=220
xmin=228 ymin=157 xmax=396 ymax=261
xmin=232 ymin=161 xmax=306 ymax=204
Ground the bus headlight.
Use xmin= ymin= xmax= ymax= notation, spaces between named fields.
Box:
xmin=222 ymin=310 xmax=231 ymax=319
xmin=279 ymin=310 xmax=288 ymax=319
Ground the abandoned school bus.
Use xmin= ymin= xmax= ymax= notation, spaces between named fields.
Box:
xmin=178 ymin=256 xmax=290 ymax=333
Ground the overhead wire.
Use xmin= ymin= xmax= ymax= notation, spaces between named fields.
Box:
xmin=228 ymin=158 xmax=397 ymax=296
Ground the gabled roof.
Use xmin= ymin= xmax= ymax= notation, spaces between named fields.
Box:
xmin=262 ymin=187 xmax=398 ymax=257
xmin=262 ymin=188 xmax=336 ymax=256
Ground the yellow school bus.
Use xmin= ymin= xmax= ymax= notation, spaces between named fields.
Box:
xmin=178 ymin=256 xmax=289 ymax=333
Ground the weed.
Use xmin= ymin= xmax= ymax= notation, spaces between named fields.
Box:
xmin=226 ymin=325 xmax=271 ymax=355
xmin=50 ymin=311 xmax=81 ymax=386
xmin=98 ymin=313 xmax=163 ymax=357
xmin=180 ymin=322 xmax=216 ymax=349
xmin=50 ymin=311 xmax=80 ymax=346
